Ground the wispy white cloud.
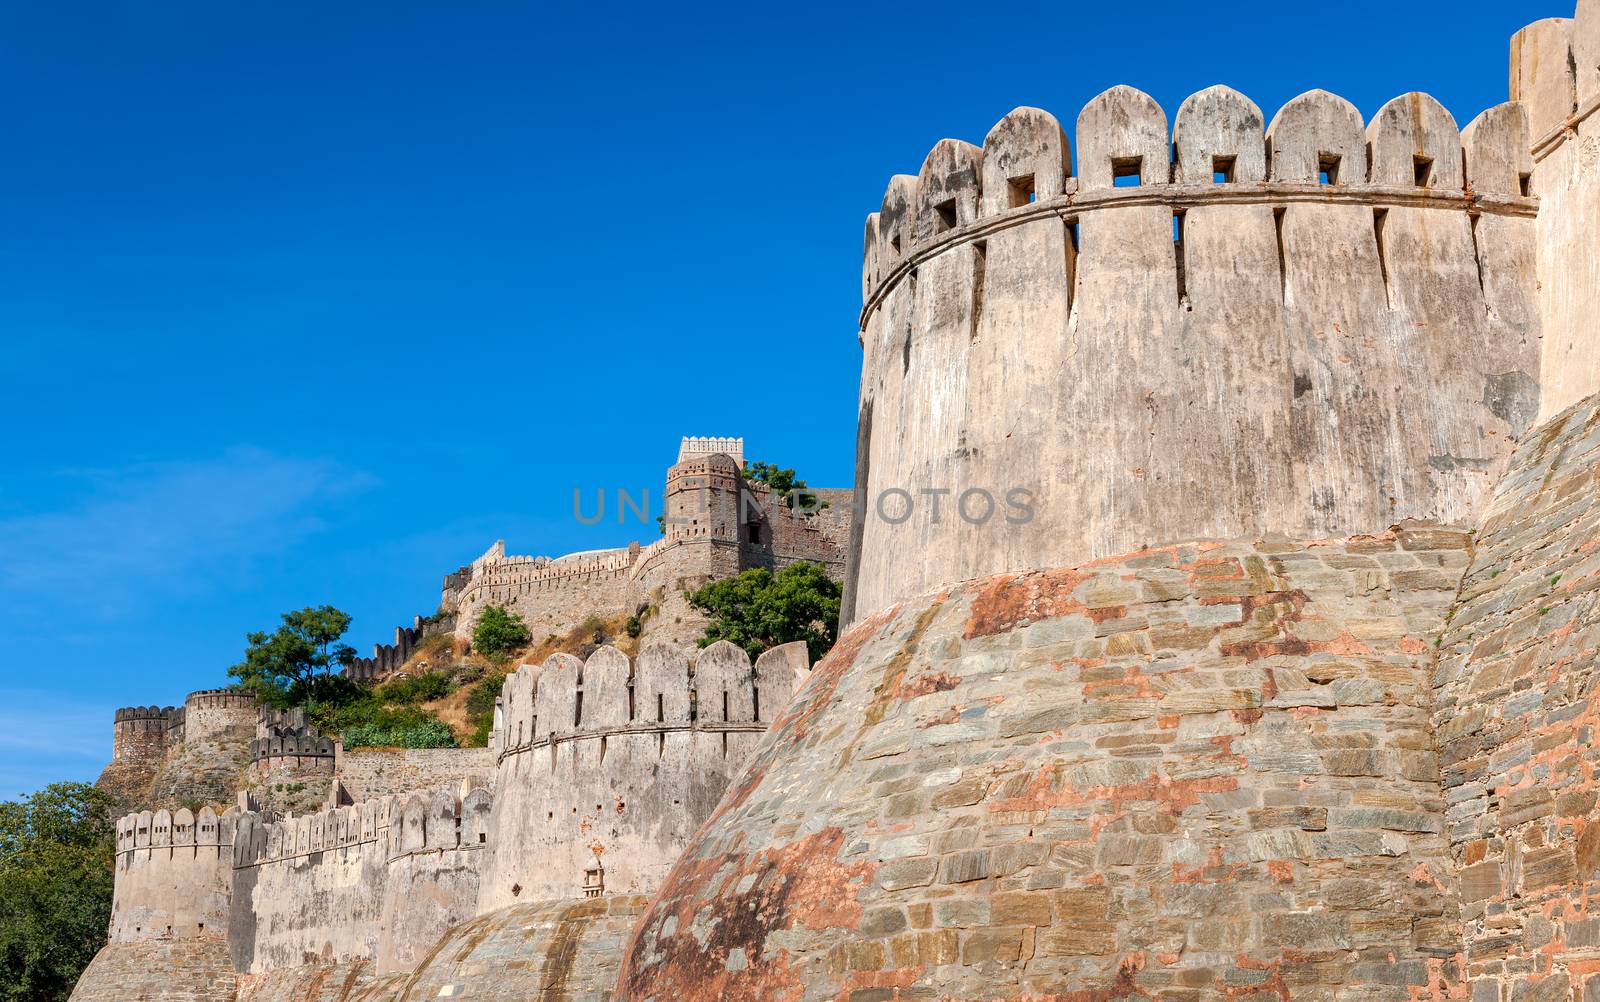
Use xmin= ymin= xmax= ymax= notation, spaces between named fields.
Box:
xmin=0 ymin=448 xmax=373 ymax=620
xmin=0 ymin=689 xmax=113 ymax=798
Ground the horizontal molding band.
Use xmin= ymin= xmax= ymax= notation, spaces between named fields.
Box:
xmin=1532 ymin=93 xmax=1600 ymax=162
xmin=860 ymin=181 xmax=1538 ymax=326
xmin=496 ymin=720 xmax=770 ymax=765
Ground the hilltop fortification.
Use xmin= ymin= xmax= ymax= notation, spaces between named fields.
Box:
xmin=70 ymin=4 xmax=1600 ymax=1001
xmin=620 ymin=5 xmax=1600 ymax=1001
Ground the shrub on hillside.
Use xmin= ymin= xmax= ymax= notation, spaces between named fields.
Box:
xmin=473 ymin=605 xmax=531 ymax=658
xmin=342 ymin=719 xmax=458 ymax=750
xmin=374 ymin=672 xmax=453 ymax=705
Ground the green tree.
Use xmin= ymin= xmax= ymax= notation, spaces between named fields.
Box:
xmin=688 ymin=561 xmax=841 ymax=663
xmin=742 ymin=460 xmax=829 ymax=512
xmin=473 ymin=605 xmax=531 ymax=658
xmin=227 ymin=605 xmax=359 ymax=707
xmin=0 ymin=783 xmax=116 ymax=1002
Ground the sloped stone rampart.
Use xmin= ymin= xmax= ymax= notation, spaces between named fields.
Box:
xmin=622 ymin=530 xmax=1471 ymax=999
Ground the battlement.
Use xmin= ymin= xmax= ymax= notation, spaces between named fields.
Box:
xmin=182 ymin=689 xmax=254 ymax=711
xmin=676 ymin=435 xmax=744 ymax=467
xmin=116 ymin=806 xmax=239 ymax=854
xmin=344 ymin=616 xmax=428 ymax=681
xmin=1508 ymin=8 xmax=1600 ymax=421
xmin=111 ymin=704 xmax=185 ymax=766
xmin=491 ymin=641 xmax=803 ymax=758
xmin=479 ymin=641 xmax=810 ymax=909
xmin=111 ymin=806 xmax=239 ymax=943
xmin=232 ymin=787 xmax=491 ymax=868
xmin=847 ymin=85 xmax=1541 ymax=622
xmin=114 ymin=705 xmax=181 ymax=724
xmin=862 ymin=87 xmax=1534 ymax=312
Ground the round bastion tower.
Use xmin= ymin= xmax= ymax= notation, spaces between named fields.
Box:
xmin=618 ymin=12 xmax=1600 ymax=996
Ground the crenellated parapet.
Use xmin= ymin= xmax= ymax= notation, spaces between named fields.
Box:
xmin=478 ymin=641 xmax=810 ymax=910
xmin=231 ymin=787 xmax=491 ymax=868
xmin=111 ymin=704 xmax=183 ymax=766
xmin=229 ymin=788 xmax=492 ymax=977
xmin=110 ymin=806 xmax=239 ymax=943
xmin=847 ymin=84 xmax=1542 ymax=623
xmin=181 ymin=689 xmax=257 ymax=746
xmin=250 ymin=706 xmax=336 ymax=770
xmin=344 ymin=616 xmax=432 ymax=682
xmin=1508 ymin=6 xmax=1600 ymax=420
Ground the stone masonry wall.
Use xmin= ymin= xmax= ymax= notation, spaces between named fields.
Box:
xmin=847 ymin=85 xmax=1540 ymax=623
xmin=479 ymin=641 xmax=809 ymax=912
xmin=68 ymin=937 xmax=238 ymax=1002
xmin=229 ymin=790 xmax=489 ymax=978
xmin=622 ymin=529 xmax=1471 ymax=1000
xmin=111 ymin=807 xmax=237 ymax=943
xmin=387 ymin=896 xmax=646 ymax=1002
xmin=333 ymin=748 xmax=495 ymax=804
xmin=1433 ymin=391 xmax=1600 ymax=1002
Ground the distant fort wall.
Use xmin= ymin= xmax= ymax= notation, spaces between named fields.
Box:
xmin=442 ymin=440 xmax=854 ymax=650
xmin=478 ymin=640 xmax=810 ymax=911
xmin=846 ymin=85 xmax=1542 ymax=623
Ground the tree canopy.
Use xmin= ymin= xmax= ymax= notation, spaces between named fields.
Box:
xmin=473 ymin=604 xmax=531 ymax=658
xmin=688 ymin=561 xmax=841 ymax=663
xmin=227 ymin=605 xmax=358 ymax=707
xmin=0 ymin=783 xmax=116 ymax=1002
xmin=742 ymin=460 xmax=828 ymax=512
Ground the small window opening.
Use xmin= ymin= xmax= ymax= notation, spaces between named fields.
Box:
xmin=1519 ymin=173 xmax=1534 ymax=197
xmin=1112 ymin=157 xmax=1143 ymax=187
xmin=934 ymin=198 xmax=958 ymax=232
xmin=656 ymin=693 xmax=665 ymax=723
xmin=746 ymin=523 xmax=760 ymax=544
xmin=722 ymin=690 xmax=731 ymax=723
xmin=1212 ymin=155 xmax=1236 ymax=184
xmin=1007 ymin=174 xmax=1036 ymax=208
xmin=1413 ymin=156 xmax=1434 ymax=187
xmin=1318 ymin=154 xmax=1341 ymax=186
xmin=478 ymin=833 xmax=487 ymax=843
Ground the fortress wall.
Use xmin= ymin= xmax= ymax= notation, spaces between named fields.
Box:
xmin=848 ymin=85 xmax=1541 ymax=623
xmin=346 ymin=619 xmax=428 ymax=682
xmin=67 ymin=936 xmax=238 ymax=1002
xmin=1432 ymin=392 xmax=1600 ymax=1002
xmin=478 ymin=641 xmax=809 ymax=912
xmin=183 ymin=690 xmax=259 ymax=745
xmin=622 ymin=530 xmax=1471 ymax=999
xmin=385 ymin=896 xmax=647 ymax=1002
xmin=234 ymin=962 xmax=381 ymax=1002
xmin=229 ymin=790 xmax=489 ymax=978
xmin=334 ymin=748 xmax=494 ymax=804
xmin=1514 ymin=10 xmax=1600 ymax=421
xmin=110 ymin=807 xmax=237 ymax=943
xmin=112 ymin=705 xmax=180 ymax=763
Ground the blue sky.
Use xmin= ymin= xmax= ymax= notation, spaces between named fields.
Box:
xmin=0 ymin=0 xmax=1563 ymax=796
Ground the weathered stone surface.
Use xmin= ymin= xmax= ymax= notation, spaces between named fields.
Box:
xmin=621 ymin=534 xmax=1465 ymax=999
xmin=393 ymin=896 xmax=646 ymax=1001
xmin=68 ymin=937 xmax=238 ymax=1002
xmin=1435 ymin=393 xmax=1600 ymax=1002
